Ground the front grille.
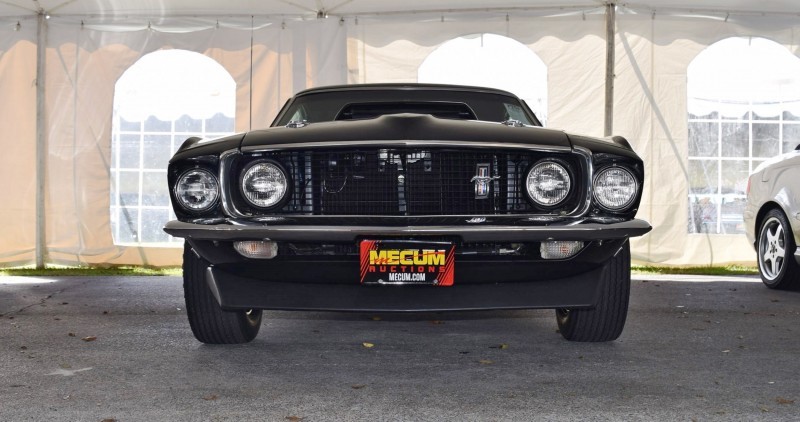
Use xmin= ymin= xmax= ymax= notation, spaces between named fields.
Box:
xmin=229 ymin=148 xmax=585 ymax=216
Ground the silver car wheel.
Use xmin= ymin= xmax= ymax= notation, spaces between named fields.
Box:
xmin=758 ymin=216 xmax=786 ymax=281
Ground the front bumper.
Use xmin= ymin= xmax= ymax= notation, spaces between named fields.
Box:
xmin=163 ymin=216 xmax=652 ymax=243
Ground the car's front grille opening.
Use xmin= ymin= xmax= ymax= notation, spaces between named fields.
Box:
xmin=230 ymin=148 xmax=586 ymax=216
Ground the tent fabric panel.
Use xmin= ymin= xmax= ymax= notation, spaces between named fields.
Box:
xmin=0 ymin=22 xmax=37 ymax=265
xmin=617 ymin=13 xmax=800 ymax=265
xmin=28 ymin=18 xmax=345 ymax=267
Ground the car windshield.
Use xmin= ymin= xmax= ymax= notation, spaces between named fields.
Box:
xmin=335 ymin=102 xmax=477 ymax=121
xmin=272 ymin=88 xmax=538 ymax=126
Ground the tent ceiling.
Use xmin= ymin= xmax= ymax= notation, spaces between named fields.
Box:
xmin=1 ymin=0 xmax=799 ymax=18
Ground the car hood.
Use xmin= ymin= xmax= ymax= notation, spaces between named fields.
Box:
xmin=240 ymin=114 xmax=572 ymax=150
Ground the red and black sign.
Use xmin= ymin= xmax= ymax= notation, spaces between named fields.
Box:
xmin=359 ymin=240 xmax=455 ymax=286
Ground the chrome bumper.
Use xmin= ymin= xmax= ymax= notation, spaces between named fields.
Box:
xmin=164 ymin=218 xmax=652 ymax=243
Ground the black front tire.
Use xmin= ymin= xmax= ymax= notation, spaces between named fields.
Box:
xmin=757 ymin=209 xmax=800 ymax=290
xmin=556 ymin=241 xmax=631 ymax=342
xmin=183 ymin=243 xmax=262 ymax=344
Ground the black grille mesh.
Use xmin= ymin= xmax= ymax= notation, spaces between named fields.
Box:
xmin=236 ymin=148 xmax=582 ymax=216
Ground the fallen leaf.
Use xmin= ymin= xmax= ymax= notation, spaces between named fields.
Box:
xmin=103 ymin=311 xmax=109 ymax=315
xmin=101 ymin=419 xmax=117 ymax=422
xmin=776 ymin=397 xmax=795 ymax=405
xmin=68 ymin=333 xmax=76 ymax=337
xmin=478 ymin=359 xmax=493 ymax=365
xmin=20 ymin=346 xmax=27 ymax=350
xmin=286 ymin=417 xmax=303 ymax=422
xmin=53 ymin=318 xmax=60 ymax=321
xmin=499 ymin=343 xmax=509 ymax=350
xmin=202 ymin=394 xmax=218 ymax=401
xmin=362 ymin=342 xmax=374 ymax=348
xmin=429 ymin=320 xmax=444 ymax=325
xmin=459 ymin=351 xmax=470 ymax=355
xmin=771 ymin=299 xmax=780 ymax=303
xmin=61 ymin=302 xmax=68 ymax=305
xmin=47 ymin=367 xmax=92 ymax=376
xmin=370 ymin=316 xmax=381 ymax=321
xmin=351 ymin=384 xmax=366 ymax=389
xmin=82 ymin=336 xmax=97 ymax=342
xmin=760 ymin=407 xmax=770 ymax=413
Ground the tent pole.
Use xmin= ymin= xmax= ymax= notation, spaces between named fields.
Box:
xmin=35 ymin=12 xmax=47 ymax=269
xmin=604 ymin=2 xmax=615 ymax=137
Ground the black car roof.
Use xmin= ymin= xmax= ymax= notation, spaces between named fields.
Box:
xmin=293 ymin=83 xmax=520 ymax=98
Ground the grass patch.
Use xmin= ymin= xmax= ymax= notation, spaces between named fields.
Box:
xmin=632 ymin=265 xmax=758 ymax=276
xmin=2 ymin=265 xmax=757 ymax=277
xmin=0 ymin=266 xmax=182 ymax=277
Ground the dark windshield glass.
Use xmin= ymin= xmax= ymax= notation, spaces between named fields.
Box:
xmin=273 ymin=89 xmax=538 ymax=126
xmin=336 ymin=102 xmax=477 ymax=121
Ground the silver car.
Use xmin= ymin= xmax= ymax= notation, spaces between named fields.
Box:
xmin=744 ymin=146 xmax=800 ymax=289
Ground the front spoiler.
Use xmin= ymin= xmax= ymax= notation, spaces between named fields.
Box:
xmin=205 ymin=260 xmax=609 ymax=312
xmin=164 ymin=217 xmax=651 ymax=242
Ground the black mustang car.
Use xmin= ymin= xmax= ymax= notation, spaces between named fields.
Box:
xmin=164 ymin=84 xmax=651 ymax=344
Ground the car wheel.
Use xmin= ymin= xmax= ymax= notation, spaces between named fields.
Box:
xmin=183 ymin=242 xmax=262 ymax=344
xmin=556 ymin=241 xmax=630 ymax=342
xmin=757 ymin=209 xmax=800 ymax=290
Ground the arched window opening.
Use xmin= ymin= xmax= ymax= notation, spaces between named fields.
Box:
xmin=110 ymin=50 xmax=236 ymax=246
xmin=687 ymin=37 xmax=800 ymax=234
xmin=418 ymin=33 xmax=548 ymax=125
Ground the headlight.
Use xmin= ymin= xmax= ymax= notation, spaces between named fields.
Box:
xmin=526 ymin=161 xmax=572 ymax=207
xmin=241 ymin=161 xmax=288 ymax=208
xmin=175 ymin=169 xmax=219 ymax=212
xmin=593 ymin=167 xmax=637 ymax=211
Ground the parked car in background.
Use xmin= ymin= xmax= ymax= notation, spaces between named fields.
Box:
xmin=164 ymin=84 xmax=651 ymax=344
xmin=745 ymin=145 xmax=800 ymax=290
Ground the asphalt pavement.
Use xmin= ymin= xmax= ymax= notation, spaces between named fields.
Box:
xmin=1 ymin=274 xmax=798 ymax=421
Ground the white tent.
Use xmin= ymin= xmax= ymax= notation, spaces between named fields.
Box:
xmin=2 ymin=0 xmax=800 ymax=267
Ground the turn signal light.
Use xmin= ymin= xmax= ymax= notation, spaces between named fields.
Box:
xmin=540 ymin=241 xmax=584 ymax=260
xmin=234 ymin=241 xmax=278 ymax=259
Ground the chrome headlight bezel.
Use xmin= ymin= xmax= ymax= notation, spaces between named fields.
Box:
xmin=592 ymin=166 xmax=639 ymax=212
xmin=174 ymin=168 xmax=220 ymax=213
xmin=525 ymin=160 xmax=573 ymax=208
xmin=239 ymin=159 xmax=291 ymax=209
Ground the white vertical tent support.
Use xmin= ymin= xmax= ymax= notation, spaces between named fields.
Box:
xmin=34 ymin=12 xmax=47 ymax=269
xmin=604 ymin=2 xmax=615 ymax=137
